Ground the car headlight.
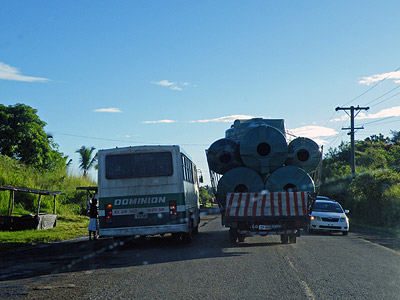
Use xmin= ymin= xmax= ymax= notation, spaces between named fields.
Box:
xmin=311 ymin=216 xmax=321 ymax=221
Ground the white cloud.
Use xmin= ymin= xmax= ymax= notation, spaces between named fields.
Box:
xmin=311 ymin=138 xmax=329 ymax=146
xmin=141 ymin=115 xmax=256 ymax=124
xmin=330 ymin=115 xmax=348 ymax=122
xmin=142 ymin=119 xmax=176 ymax=124
xmin=0 ymin=62 xmax=50 ymax=82
xmin=359 ymin=71 xmax=400 ymax=86
xmin=190 ymin=114 xmax=256 ymax=123
xmin=94 ymin=108 xmax=122 ymax=113
xmin=151 ymin=79 xmax=192 ymax=91
xmin=289 ymin=125 xmax=338 ymax=139
xmin=153 ymin=80 xmax=174 ymax=87
xmin=356 ymin=106 xmax=400 ymax=120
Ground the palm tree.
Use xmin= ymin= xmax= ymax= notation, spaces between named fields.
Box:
xmin=75 ymin=146 xmax=97 ymax=176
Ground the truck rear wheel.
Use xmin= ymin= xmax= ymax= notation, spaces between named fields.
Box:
xmin=289 ymin=235 xmax=297 ymax=244
xmin=238 ymin=234 xmax=245 ymax=243
xmin=229 ymin=228 xmax=238 ymax=243
xmin=280 ymin=234 xmax=288 ymax=244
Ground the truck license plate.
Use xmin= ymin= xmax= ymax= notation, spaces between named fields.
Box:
xmin=258 ymin=225 xmax=272 ymax=230
xmin=135 ymin=213 xmax=148 ymax=219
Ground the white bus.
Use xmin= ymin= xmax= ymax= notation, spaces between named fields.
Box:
xmin=97 ymin=145 xmax=201 ymax=242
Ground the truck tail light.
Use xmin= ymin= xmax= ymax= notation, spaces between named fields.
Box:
xmin=105 ymin=204 xmax=113 ymax=223
xmin=169 ymin=200 xmax=177 ymax=219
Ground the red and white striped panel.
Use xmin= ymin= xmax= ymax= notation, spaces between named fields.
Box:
xmin=225 ymin=192 xmax=308 ymax=217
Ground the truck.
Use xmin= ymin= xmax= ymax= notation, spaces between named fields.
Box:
xmin=206 ymin=118 xmax=320 ymax=244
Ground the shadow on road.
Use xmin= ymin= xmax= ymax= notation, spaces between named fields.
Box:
xmin=0 ymin=220 xmax=248 ymax=281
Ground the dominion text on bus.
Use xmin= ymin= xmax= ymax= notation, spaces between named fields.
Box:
xmin=113 ymin=197 xmax=167 ymax=206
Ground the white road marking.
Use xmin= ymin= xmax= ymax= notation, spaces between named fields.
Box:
xmin=284 ymin=255 xmax=316 ymax=300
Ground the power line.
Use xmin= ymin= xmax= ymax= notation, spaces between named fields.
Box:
xmin=340 ymin=66 xmax=400 ymax=108
xmin=368 ymin=90 xmax=400 ymax=108
xmin=362 ymin=85 xmax=400 ymax=107
xmin=51 ymin=132 xmax=209 ymax=147
xmin=360 ymin=117 xmax=400 ymax=127
xmin=359 ymin=116 xmax=394 ymax=126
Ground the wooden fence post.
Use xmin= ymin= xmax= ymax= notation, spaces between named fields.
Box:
xmin=53 ymin=195 xmax=57 ymax=214
xmin=36 ymin=194 xmax=42 ymax=216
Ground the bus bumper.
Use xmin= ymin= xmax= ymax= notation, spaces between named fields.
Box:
xmin=99 ymin=224 xmax=188 ymax=237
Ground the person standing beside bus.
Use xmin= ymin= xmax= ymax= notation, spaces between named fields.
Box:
xmin=88 ymin=197 xmax=99 ymax=240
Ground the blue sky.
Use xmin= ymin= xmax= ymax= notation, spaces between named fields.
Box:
xmin=1 ymin=1 xmax=400 ymax=184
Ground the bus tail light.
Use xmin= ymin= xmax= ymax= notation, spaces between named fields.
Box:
xmin=169 ymin=200 xmax=177 ymax=219
xmin=105 ymin=204 xmax=113 ymax=223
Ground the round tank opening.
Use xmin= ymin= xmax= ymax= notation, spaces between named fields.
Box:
xmin=219 ymin=152 xmax=232 ymax=163
xmin=234 ymin=184 xmax=249 ymax=193
xmin=296 ymin=149 xmax=310 ymax=162
xmin=283 ymin=183 xmax=297 ymax=192
xmin=257 ymin=143 xmax=271 ymax=156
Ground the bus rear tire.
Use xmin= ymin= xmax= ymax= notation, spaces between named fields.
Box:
xmin=171 ymin=233 xmax=181 ymax=241
xmin=182 ymin=221 xmax=193 ymax=244
xmin=193 ymin=223 xmax=199 ymax=234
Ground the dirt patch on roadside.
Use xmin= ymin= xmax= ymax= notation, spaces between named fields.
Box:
xmin=351 ymin=226 xmax=400 ymax=253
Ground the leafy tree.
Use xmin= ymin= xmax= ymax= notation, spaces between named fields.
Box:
xmin=0 ymin=103 xmax=66 ymax=170
xmin=75 ymin=146 xmax=97 ymax=176
xmin=199 ymin=186 xmax=212 ymax=204
xmin=356 ymin=147 xmax=387 ymax=170
xmin=321 ymin=132 xmax=400 ymax=227
xmin=350 ymin=170 xmax=400 ymax=226
xmin=390 ymin=130 xmax=400 ymax=145
xmin=363 ymin=133 xmax=390 ymax=144
xmin=387 ymin=145 xmax=400 ymax=171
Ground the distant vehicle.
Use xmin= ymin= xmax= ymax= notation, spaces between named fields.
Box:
xmin=308 ymin=197 xmax=349 ymax=235
xmin=97 ymin=145 xmax=201 ymax=243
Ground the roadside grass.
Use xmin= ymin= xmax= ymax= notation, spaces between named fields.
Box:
xmin=350 ymin=219 xmax=400 ymax=237
xmin=0 ymin=215 xmax=89 ymax=250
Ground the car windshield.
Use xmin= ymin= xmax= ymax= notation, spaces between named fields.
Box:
xmin=313 ymin=202 xmax=343 ymax=213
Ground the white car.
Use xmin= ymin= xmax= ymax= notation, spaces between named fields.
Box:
xmin=308 ymin=197 xmax=349 ymax=235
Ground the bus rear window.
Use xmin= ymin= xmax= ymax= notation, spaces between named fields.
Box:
xmin=105 ymin=152 xmax=173 ymax=179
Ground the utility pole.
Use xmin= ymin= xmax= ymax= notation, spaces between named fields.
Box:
xmin=335 ymin=105 xmax=369 ymax=178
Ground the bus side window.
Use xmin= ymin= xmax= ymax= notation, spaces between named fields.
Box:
xmin=181 ymin=154 xmax=195 ymax=183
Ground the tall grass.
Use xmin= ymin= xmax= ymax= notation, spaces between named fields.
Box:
xmin=0 ymin=154 xmax=96 ymax=216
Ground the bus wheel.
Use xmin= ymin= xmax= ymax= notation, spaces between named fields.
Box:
xmin=171 ymin=233 xmax=181 ymax=241
xmin=193 ymin=215 xmax=199 ymax=234
xmin=193 ymin=223 xmax=199 ymax=234
xmin=182 ymin=221 xmax=193 ymax=244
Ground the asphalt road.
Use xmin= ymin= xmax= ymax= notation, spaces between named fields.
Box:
xmin=1 ymin=215 xmax=399 ymax=300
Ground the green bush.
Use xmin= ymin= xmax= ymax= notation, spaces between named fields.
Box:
xmin=349 ymin=169 xmax=400 ymax=226
xmin=0 ymin=154 xmax=95 ymax=216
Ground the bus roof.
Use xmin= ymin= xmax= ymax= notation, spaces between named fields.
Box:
xmin=98 ymin=145 xmax=193 ymax=161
